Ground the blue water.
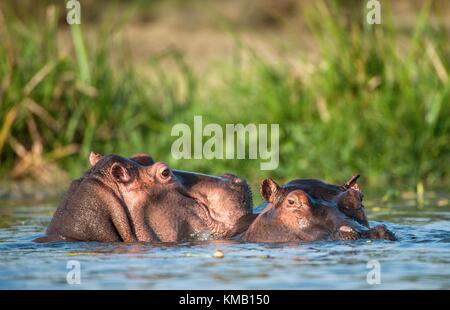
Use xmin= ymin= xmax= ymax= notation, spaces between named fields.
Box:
xmin=0 ymin=195 xmax=449 ymax=289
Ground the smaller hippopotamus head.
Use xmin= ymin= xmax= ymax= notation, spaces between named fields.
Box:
xmin=284 ymin=175 xmax=369 ymax=228
xmin=243 ymin=178 xmax=331 ymax=243
xmin=243 ymin=178 xmax=396 ymax=243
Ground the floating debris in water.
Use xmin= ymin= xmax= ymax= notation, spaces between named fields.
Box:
xmin=184 ymin=253 xmax=211 ymax=258
xmin=214 ymin=250 xmax=224 ymax=259
xmin=257 ymin=255 xmax=272 ymax=259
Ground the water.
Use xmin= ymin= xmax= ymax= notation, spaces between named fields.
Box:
xmin=1 ymin=194 xmax=449 ymax=289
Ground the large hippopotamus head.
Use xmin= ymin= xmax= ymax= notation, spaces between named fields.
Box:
xmin=35 ymin=152 xmax=253 ymax=243
xmin=243 ymin=178 xmax=396 ymax=243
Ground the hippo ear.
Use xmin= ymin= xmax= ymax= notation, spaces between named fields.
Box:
xmin=89 ymin=152 xmax=103 ymax=166
xmin=260 ymin=178 xmax=280 ymax=203
xmin=110 ymin=162 xmax=131 ymax=183
xmin=130 ymin=153 xmax=154 ymax=166
xmin=344 ymin=174 xmax=361 ymax=191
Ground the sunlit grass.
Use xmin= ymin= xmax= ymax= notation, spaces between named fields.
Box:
xmin=0 ymin=1 xmax=449 ymax=193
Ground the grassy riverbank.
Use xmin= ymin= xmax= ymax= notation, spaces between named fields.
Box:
xmin=0 ymin=1 xmax=449 ymax=193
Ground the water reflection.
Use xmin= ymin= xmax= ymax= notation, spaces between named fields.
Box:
xmin=0 ymin=195 xmax=449 ymax=289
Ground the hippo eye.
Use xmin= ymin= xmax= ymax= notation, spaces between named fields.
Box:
xmin=161 ymin=168 xmax=171 ymax=178
xmin=287 ymin=198 xmax=296 ymax=206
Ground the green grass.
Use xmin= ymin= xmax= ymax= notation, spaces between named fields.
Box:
xmin=0 ymin=1 xmax=449 ymax=192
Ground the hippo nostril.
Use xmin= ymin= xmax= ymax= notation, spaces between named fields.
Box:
xmin=231 ymin=177 xmax=244 ymax=184
xmin=234 ymin=179 xmax=246 ymax=185
xmin=222 ymin=173 xmax=244 ymax=184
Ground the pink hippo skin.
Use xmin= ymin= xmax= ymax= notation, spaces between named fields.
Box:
xmin=35 ymin=153 xmax=254 ymax=243
xmin=243 ymin=178 xmax=396 ymax=243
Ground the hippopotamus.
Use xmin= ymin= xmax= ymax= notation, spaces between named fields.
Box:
xmin=34 ymin=152 xmax=254 ymax=243
xmin=259 ymin=175 xmax=370 ymax=228
xmin=243 ymin=178 xmax=396 ymax=243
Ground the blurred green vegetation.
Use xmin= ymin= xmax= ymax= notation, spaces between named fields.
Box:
xmin=0 ymin=1 xmax=449 ymax=192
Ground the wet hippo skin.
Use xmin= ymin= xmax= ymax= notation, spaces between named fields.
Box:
xmin=243 ymin=178 xmax=396 ymax=243
xmin=285 ymin=175 xmax=369 ymax=228
xmin=34 ymin=153 xmax=254 ymax=243
xmin=128 ymin=153 xmax=255 ymax=241
xmin=254 ymin=175 xmax=369 ymax=228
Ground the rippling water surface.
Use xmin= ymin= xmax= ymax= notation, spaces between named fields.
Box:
xmin=1 ymin=193 xmax=449 ymax=289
